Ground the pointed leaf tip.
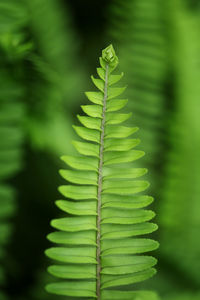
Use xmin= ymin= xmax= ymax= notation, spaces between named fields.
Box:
xmin=102 ymin=44 xmax=115 ymax=62
xmin=102 ymin=44 xmax=118 ymax=68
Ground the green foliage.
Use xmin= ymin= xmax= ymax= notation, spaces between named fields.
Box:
xmin=0 ymin=0 xmax=28 ymax=297
xmin=108 ymin=0 xmax=167 ymax=193
xmin=1 ymin=0 xmax=200 ymax=299
xmin=159 ymin=0 xmax=200 ymax=286
xmin=164 ymin=292 xmax=200 ymax=300
xmin=25 ymin=0 xmax=83 ymax=156
xmin=45 ymin=45 xmax=158 ymax=299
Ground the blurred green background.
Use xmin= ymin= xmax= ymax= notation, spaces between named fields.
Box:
xmin=0 ymin=0 xmax=200 ymax=299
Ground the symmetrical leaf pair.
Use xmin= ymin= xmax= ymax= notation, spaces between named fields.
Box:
xmin=45 ymin=45 xmax=158 ymax=299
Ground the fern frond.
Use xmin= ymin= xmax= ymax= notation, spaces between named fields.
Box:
xmin=45 ymin=45 xmax=158 ymax=299
xmin=25 ymin=0 xmax=83 ymax=156
xmin=108 ymin=0 xmax=167 ymax=193
xmin=0 ymin=62 xmax=25 ymax=300
xmin=159 ymin=0 xmax=200 ymax=286
xmin=0 ymin=1 xmax=28 ymax=296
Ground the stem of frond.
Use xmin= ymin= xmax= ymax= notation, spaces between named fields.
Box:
xmin=96 ymin=63 xmax=109 ymax=299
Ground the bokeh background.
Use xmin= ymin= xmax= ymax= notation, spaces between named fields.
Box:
xmin=0 ymin=0 xmax=200 ymax=299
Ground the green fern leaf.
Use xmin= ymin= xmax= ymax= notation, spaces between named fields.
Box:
xmin=0 ymin=1 xmax=27 ymax=297
xmin=159 ymin=0 xmax=200 ymax=286
xmin=108 ymin=0 xmax=167 ymax=195
xmin=45 ymin=44 xmax=158 ymax=299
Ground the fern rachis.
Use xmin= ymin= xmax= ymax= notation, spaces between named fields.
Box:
xmin=45 ymin=45 xmax=159 ymax=299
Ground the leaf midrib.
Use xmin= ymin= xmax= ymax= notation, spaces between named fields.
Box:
xmin=96 ymin=63 xmax=109 ymax=299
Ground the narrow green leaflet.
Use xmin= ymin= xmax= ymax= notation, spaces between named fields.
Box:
xmin=101 ymin=290 xmax=159 ymax=300
xmin=59 ymin=169 xmax=98 ymax=185
xmin=101 ymin=268 xmax=156 ymax=289
xmin=91 ymin=76 xmax=105 ymax=92
xmin=46 ymin=247 xmax=96 ymax=264
xmin=72 ymin=140 xmax=99 ymax=157
xmin=106 ymin=99 xmax=128 ymax=112
xmin=59 ymin=185 xmax=97 ymax=200
xmin=55 ymin=200 xmax=97 ymax=215
xmin=106 ymin=112 xmax=132 ymax=124
xmin=105 ymin=125 xmax=138 ymax=138
xmin=101 ymin=222 xmax=158 ymax=239
xmin=101 ymin=239 xmax=159 ymax=255
xmin=48 ymin=264 xmax=96 ymax=279
xmin=51 ymin=216 xmax=97 ymax=232
xmin=104 ymin=138 xmax=140 ymax=151
xmin=47 ymin=230 xmax=97 ymax=245
xmin=103 ymin=150 xmax=145 ymax=165
xmin=102 ymin=180 xmax=149 ymax=194
xmin=46 ymin=45 xmax=158 ymax=299
xmin=77 ymin=115 xmax=101 ymax=130
xmin=73 ymin=126 xmax=100 ymax=143
xmin=103 ymin=167 xmax=147 ymax=179
xmin=46 ymin=281 xmax=96 ymax=297
xmin=101 ymin=255 xmax=157 ymax=275
xmin=108 ymin=73 xmax=124 ymax=85
xmin=81 ymin=104 xmax=102 ymax=118
xmin=85 ymin=91 xmax=104 ymax=105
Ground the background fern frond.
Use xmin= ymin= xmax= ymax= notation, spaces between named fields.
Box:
xmin=107 ymin=0 xmax=167 ymax=194
xmin=45 ymin=45 xmax=158 ymax=299
xmin=25 ymin=0 xmax=84 ymax=156
xmin=0 ymin=0 xmax=28 ymax=297
xmin=158 ymin=0 xmax=200 ymax=287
